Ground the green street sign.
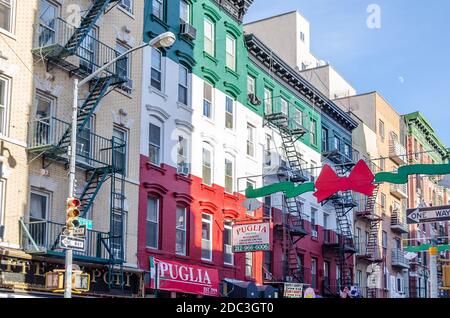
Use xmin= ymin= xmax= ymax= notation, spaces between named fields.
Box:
xmin=78 ymin=218 xmax=93 ymax=230
xmin=404 ymin=244 xmax=450 ymax=253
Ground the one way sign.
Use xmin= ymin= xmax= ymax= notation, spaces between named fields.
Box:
xmin=407 ymin=205 xmax=450 ymax=224
xmin=59 ymin=235 xmax=86 ymax=252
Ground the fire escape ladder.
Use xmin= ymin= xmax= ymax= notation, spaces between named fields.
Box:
xmin=79 ymin=168 xmax=111 ymax=218
xmin=365 ymin=185 xmax=382 ymax=261
xmin=61 ymin=0 xmax=120 ymax=57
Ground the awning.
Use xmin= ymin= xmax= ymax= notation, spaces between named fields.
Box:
xmin=223 ymin=279 xmax=258 ymax=298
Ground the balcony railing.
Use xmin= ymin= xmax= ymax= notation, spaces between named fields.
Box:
xmin=323 ymin=229 xmax=355 ymax=251
xmin=391 ymin=211 xmax=409 ymax=234
xmin=390 ymin=183 xmax=408 ymax=199
xmin=392 ymin=249 xmax=410 ymax=269
xmin=389 ymin=137 xmax=407 ymax=165
xmin=20 ymin=219 xmax=113 ymax=263
xmin=27 ymin=116 xmax=126 ymax=171
xmin=33 ymin=18 xmax=126 ymax=79
xmin=322 ymin=138 xmax=359 ymax=165
xmin=355 ymin=241 xmax=383 ymax=261
xmin=354 ymin=200 xmax=384 ymax=220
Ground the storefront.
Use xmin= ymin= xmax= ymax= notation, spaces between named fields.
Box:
xmin=0 ymin=250 xmax=144 ymax=298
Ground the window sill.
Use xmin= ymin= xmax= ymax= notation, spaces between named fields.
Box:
xmin=176 ymin=173 xmax=192 ymax=184
xmin=224 ymin=192 xmax=239 ymax=201
xmin=0 ymin=28 xmax=16 ymax=40
xmin=201 ymin=183 xmax=216 ymax=193
xmin=150 ymin=86 xmax=168 ymax=100
xmin=177 ymin=102 xmax=193 ymax=113
xmin=150 ymin=14 xmax=169 ymax=30
xmin=146 ymin=162 xmax=167 ymax=175
xmin=202 ymin=116 xmax=215 ymax=125
xmin=224 ymin=264 xmax=235 ymax=268
xmin=201 ymin=259 xmax=214 ymax=266
xmin=117 ymin=6 xmax=135 ymax=19
xmin=203 ymin=52 xmax=218 ymax=65
xmin=224 ymin=128 xmax=236 ymax=136
xmin=175 ymin=254 xmax=191 ymax=261
xmin=225 ymin=66 xmax=239 ymax=79
xmin=179 ymin=34 xmax=195 ymax=48
xmin=116 ymin=86 xmax=134 ymax=98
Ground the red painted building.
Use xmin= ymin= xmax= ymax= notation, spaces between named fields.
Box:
xmin=137 ymin=157 xmax=264 ymax=297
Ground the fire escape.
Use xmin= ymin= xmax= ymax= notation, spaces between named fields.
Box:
xmin=321 ymin=138 xmax=357 ymax=296
xmin=24 ymin=0 xmax=126 ymax=289
xmin=263 ymin=98 xmax=309 ymax=284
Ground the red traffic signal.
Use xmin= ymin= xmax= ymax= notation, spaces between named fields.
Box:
xmin=66 ymin=197 xmax=81 ymax=229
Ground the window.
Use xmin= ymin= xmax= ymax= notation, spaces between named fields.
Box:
xmin=324 ymin=261 xmax=330 ymax=287
xmin=146 ymin=197 xmax=159 ymax=249
xmin=247 ymin=75 xmax=255 ymax=95
xmin=113 ymin=127 xmax=128 ymax=176
xmin=38 ymin=0 xmax=58 ymax=46
xmin=176 ymin=206 xmax=187 ymax=255
xmin=151 ymin=48 xmax=162 ymax=90
xmin=79 ymin=27 xmax=97 ymax=74
xmin=29 ymin=190 xmax=50 ymax=246
xmin=203 ymin=82 xmax=213 ymax=119
xmin=116 ymin=42 xmax=132 ymax=87
xmin=111 ymin=210 xmax=125 ymax=259
xmin=334 ymin=136 xmax=341 ymax=151
xmin=247 ymin=124 xmax=255 ymax=157
xmin=202 ymin=145 xmax=213 ymax=186
xmin=380 ymin=158 xmax=385 ymax=171
xmin=293 ymin=108 xmax=303 ymax=128
xmin=310 ymin=161 xmax=317 ymax=181
xmin=323 ymin=213 xmax=328 ymax=230
xmin=300 ymin=31 xmax=305 ymax=42
xmin=224 ymin=156 xmax=234 ymax=194
xmin=357 ymin=270 xmax=362 ymax=287
xmin=310 ymin=119 xmax=317 ymax=146
xmin=382 ymin=230 xmax=387 ymax=249
xmin=379 ymin=119 xmax=385 ymax=140
xmin=177 ymin=135 xmax=189 ymax=174
xmin=178 ymin=65 xmax=188 ymax=105
xmin=204 ymin=18 xmax=215 ymax=56
xmin=264 ymin=196 xmax=271 ymax=218
xmin=179 ymin=0 xmax=190 ymax=23
xmin=120 ymin=0 xmax=133 ymax=13
xmin=311 ymin=207 xmax=318 ymax=237
xmin=245 ymin=252 xmax=253 ymax=277
xmin=148 ymin=123 xmax=161 ymax=165
xmin=280 ymin=98 xmax=288 ymax=115
xmin=311 ymin=258 xmax=317 ymax=289
xmin=224 ymin=221 xmax=233 ymax=265
xmin=225 ymin=96 xmax=234 ymax=129
xmin=264 ymin=88 xmax=272 ymax=114
xmin=77 ymin=117 xmax=93 ymax=164
xmin=226 ymin=35 xmax=236 ymax=71
xmin=380 ymin=193 xmax=386 ymax=212
xmin=414 ymin=139 xmax=419 ymax=160
xmin=152 ymin=0 xmax=164 ymax=20
xmin=0 ymin=77 xmax=9 ymax=135
xmin=265 ymin=134 xmax=272 ymax=166
xmin=202 ymin=214 xmax=212 ymax=261
xmin=0 ymin=0 xmax=13 ymax=33
xmin=322 ymin=127 xmax=329 ymax=151
xmin=344 ymin=143 xmax=351 ymax=159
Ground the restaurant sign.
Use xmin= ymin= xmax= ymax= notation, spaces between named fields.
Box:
xmin=232 ymin=222 xmax=271 ymax=253
xmin=149 ymin=257 xmax=220 ymax=297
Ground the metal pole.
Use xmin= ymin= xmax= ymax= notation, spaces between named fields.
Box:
xmin=64 ymin=78 xmax=78 ymax=298
xmin=429 ymin=245 xmax=439 ymax=298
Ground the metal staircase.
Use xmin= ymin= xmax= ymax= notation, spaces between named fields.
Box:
xmin=264 ymin=111 xmax=309 ymax=283
xmin=364 ymin=185 xmax=383 ymax=262
xmin=27 ymin=0 xmax=126 ymax=290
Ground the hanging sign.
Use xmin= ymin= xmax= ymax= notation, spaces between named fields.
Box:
xmin=232 ymin=222 xmax=271 ymax=252
xmin=407 ymin=205 xmax=450 ymax=224
xmin=283 ymin=283 xmax=303 ymax=298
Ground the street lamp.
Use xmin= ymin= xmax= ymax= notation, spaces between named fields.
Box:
xmin=64 ymin=31 xmax=176 ymax=299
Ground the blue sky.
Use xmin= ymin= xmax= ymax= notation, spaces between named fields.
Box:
xmin=245 ymin=0 xmax=450 ymax=147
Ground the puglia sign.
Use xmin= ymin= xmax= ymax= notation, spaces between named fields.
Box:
xmin=232 ymin=222 xmax=271 ymax=253
xmin=407 ymin=205 xmax=450 ymax=224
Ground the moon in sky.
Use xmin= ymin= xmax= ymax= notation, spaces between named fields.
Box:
xmin=398 ymin=76 xmax=405 ymax=84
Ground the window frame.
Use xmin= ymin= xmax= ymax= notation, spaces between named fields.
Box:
xmin=152 ymin=0 xmax=164 ymax=20
xmin=146 ymin=196 xmax=160 ymax=249
xmin=0 ymin=76 xmax=10 ymax=136
xmin=225 ymin=95 xmax=234 ymax=130
xmin=311 ymin=257 xmax=317 ymax=289
xmin=119 ymin=0 xmax=133 ymax=14
xmin=310 ymin=119 xmax=317 ymax=146
xmin=224 ymin=155 xmax=234 ymax=194
xmin=148 ymin=121 xmax=162 ymax=166
xmin=203 ymin=18 xmax=215 ymax=56
xmin=203 ymin=82 xmax=213 ymax=119
xmin=247 ymin=75 xmax=255 ymax=96
xmin=175 ymin=205 xmax=187 ymax=256
xmin=112 ymin=125 xmax=128 ymax=177
xmin=225 ymin=34 xmax=236 ymax=71
xmin=201 ymin=213 xmax=213 ymax=261
xmin=116 ymin=41 xmax=132 ymax=87
xmin=379 ymin=119 xmax=385 ymax=140
xmin=178 ymin=64 xmax=189 ymax=105
xmin=180 ymin=0 xmax=190 ymax=24
xmin=223 ymin=220 xmax=233 ymax=265
xmin=0 ymin=0 xmax=14 ymax=34
xmin=150 ymin=48 xmax=163 ymax=91
xmin=202 ymin=143 xmax=213 ymax=186
xmin=264 ymin=88 xmax=272 ymax=114
xmin=245 ymin=252 xmax=253 ymax=277
xmin=177 ymin=135 xmax=189 ymax=175
xmin=246 ymin=123 xmax=256 ymax=157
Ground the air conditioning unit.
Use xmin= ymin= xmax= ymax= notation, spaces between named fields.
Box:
xmin=247 ymin=93 xmax=261 ymax=106
xmin=120 ymin=78 xmax=133 ymax=94
xmin=180 ymin=23 xmax=197 ymax=41
xmin=312 ymin=230 xmax=318 ymax=238
xmin=177 ymin=163 xmax=190 ymax=175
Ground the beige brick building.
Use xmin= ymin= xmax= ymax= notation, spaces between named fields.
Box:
xmin=0 ymin=0 xmax=144 ymax=297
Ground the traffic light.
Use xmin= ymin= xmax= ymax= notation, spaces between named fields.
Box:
xmin=66 ymin=197 xmax=81 ymax=230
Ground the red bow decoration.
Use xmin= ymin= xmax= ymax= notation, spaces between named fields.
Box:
xmin=313 ymin=160 xmax=376 ymax=203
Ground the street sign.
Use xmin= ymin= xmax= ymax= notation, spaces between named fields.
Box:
xmin=59 ymin=235 xmax=86 ymax=252
xmin=72 ymin=225 xmax=87 ymax=237
xmin=242 ymin=198 xmax=262 ymax=212
xmin=407 ymin=205 xmax=450 ymax=224
xmin=404 ymin=244 xmax=450 ymax=253
xmin=78 ymin=217 xmax=93 ymax=230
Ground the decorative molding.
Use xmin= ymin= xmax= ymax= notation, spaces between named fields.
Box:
xmin=224 ymin=21 xmax=242 ymax=38
xmin=201 ymin=66 xmax=220 ymax=85
xmin=199 ymin=200 xmax=219 ymax=212
xmin=173 ymin=192 xmax=194 ymax=204
xmin=222 ymin=208 xmax=239 ymax=219
xmin=223 ymin=81 xmax=241 ymax=98
xmin=143 ymin=182 xmax=168 ymax=196
xmin=175 ymin=119 xmax=194 ymax=133
xmin=202 ymin=3 xmax=222 ymax=22
xmin=146 ymin=104 xmax=170 ymax=121
xmin=145 ymin=162 xmax=167 ymax=175
xmin=176 ymin=50 xmax=196 ymax=68
xmin=223 ymin=143 xmax=239 ymax=156
xmin=201 ymin=132 xmax=218 ymax=145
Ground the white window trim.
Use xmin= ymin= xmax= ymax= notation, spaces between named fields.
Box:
xmin=175 ymin=205 xmax=187 ymax=256
xmin=202 ymin=82 xmax=214 ymax=121
xmin=224 ymin=154 xmax=235 ymax=194
xmin=119 ymin=0 xmax=134 ymax=14
xmin=152 ymin=0 xmax=164 ymax=20
xmin=204 ymin=18 xmax=215 ymax=56
xmin=246 ymin=123 xmax=256 ymax=158
xmin=247 ymin=75 xmax=255 ymax=95
xmin=223 ymin=221 xmax=233 ymax=265
xmin=29 ymin=188 xmax=51 ymax=222
xmin=148 ymin=120 xmax=162 ymax=166
xmin=225 ymin=34 xmax=236 ymax=71
xmin=224 ymin=95 xmax=235 ymax=131
xmin=202 ymin=143 xmax=214 ymax=186
xmin=150 ymin=48 xmax=164 ymax=92
xmin=113 ymin=125 xmax=129 ymax=177
xmin=146 ymin=197 xmax=159 ymax=249
xmin=201 ymin=213 xmax=213 ymax=261
xmin=178 ymin=64 xmax=190 ymax=106
xmin=0 ymin=0 xmax=16 ymax=37
xmin=0 ymin=76 xmax=11 ymax=137
xmin=180 ymin=0 xmax=190 ymax=24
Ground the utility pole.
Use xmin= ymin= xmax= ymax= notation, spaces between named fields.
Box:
xmin=64 ymin=78 xmax=78 ymax=298
xmin=429 ymin=236 xmax=439 ymax=298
